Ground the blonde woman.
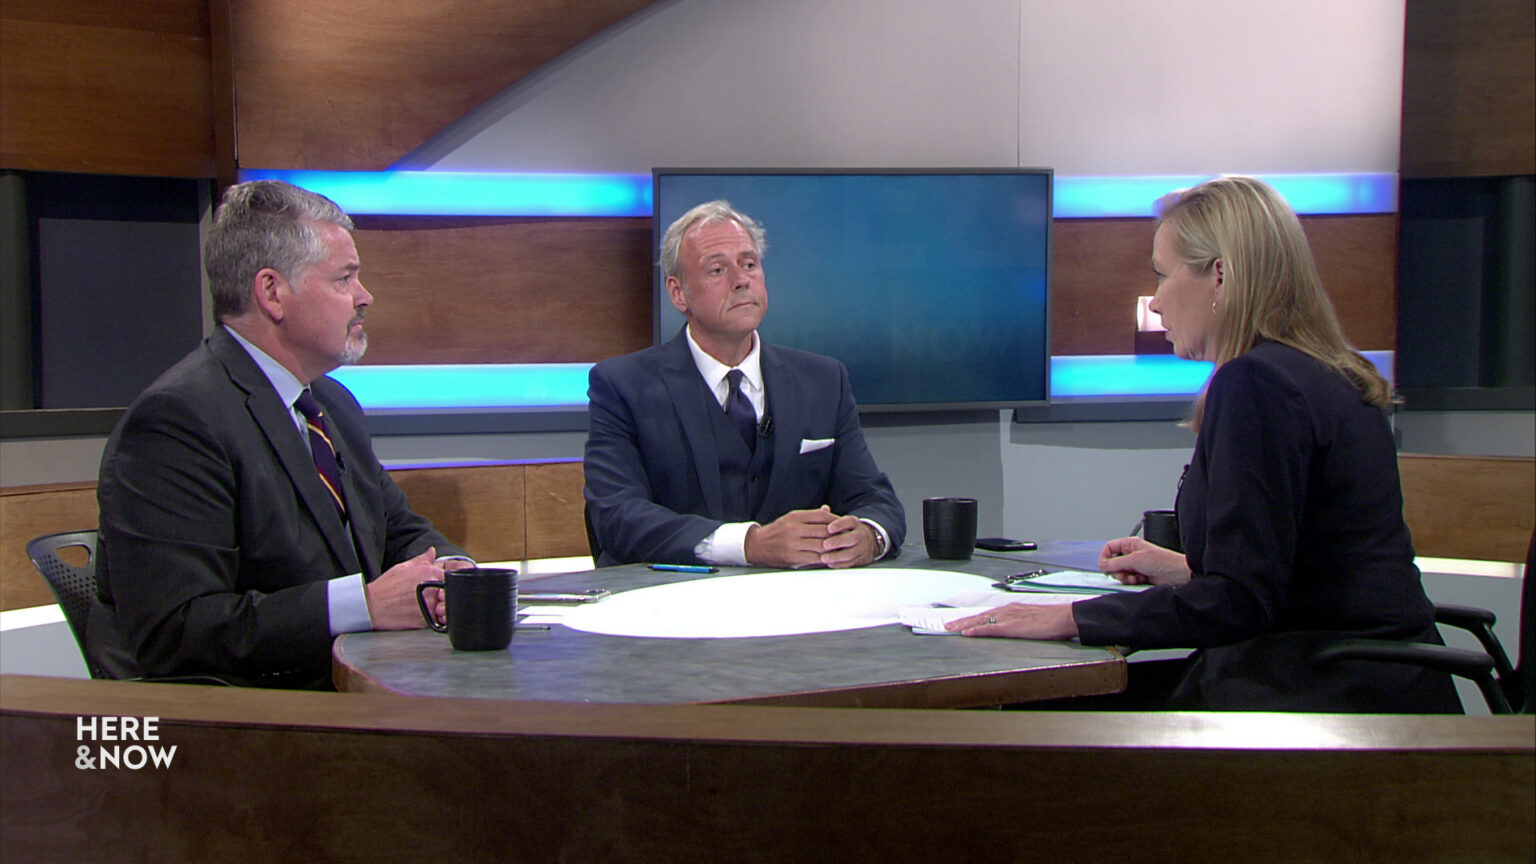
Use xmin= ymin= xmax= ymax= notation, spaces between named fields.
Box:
xmin=950 ymin=177 xmax=1460 ymax=712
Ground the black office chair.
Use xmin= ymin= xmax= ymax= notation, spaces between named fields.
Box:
xmin=26 ymin=529 xmax=234 ymax=686
xmin=583 ymin=502 xmax=603 ymax=563
xmin=1313 ymin=531 xmax=1534 ymax=714
xmin=26 ymin=530 xmax=110 ymax=679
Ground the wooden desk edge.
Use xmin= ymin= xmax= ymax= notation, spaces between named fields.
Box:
xmin=6 ymin=675 xmax=1529 ymax=863
xmin=5 ymin=675 xmax=1531 ymax=753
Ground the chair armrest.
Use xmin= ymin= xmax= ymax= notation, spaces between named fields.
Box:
xmin=1311 ymin=638 xmax=1512 ymax=713
xmin=1432 ymin=604 xmax=1517 ymax=684
xmin=1434 ymin=603 xmax=1497 ymax=630
xmin=1312 ymin=639 xmax=1489 ymax=676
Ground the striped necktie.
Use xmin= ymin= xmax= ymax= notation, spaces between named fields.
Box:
xmin=294 ymin=389 xmax=348 ymax=521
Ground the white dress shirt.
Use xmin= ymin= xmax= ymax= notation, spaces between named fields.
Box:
xmin=683 ymin=326 xmax=889 ymax=565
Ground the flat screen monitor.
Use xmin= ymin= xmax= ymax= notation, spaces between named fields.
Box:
xmin=652 ymin=168 xmax=1052 ymax=411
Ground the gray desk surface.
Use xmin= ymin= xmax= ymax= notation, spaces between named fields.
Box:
xmin=332 ymin=541 xmax=1126 ymax=707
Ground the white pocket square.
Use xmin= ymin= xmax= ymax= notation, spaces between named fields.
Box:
xmin=800 ymin=438 xmax=834 ymax=454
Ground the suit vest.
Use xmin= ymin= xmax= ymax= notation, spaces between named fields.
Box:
xmin=706 ymin=399 xmax=775 ymax=522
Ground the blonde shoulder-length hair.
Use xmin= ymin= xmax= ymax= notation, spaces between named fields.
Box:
xmin=1157 ymin=176 xmax=1392 ymax=431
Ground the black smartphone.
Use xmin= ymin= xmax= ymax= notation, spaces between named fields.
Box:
xmin=975 ymin=537 xmax=1038 ymax=552
xmin=520 ymin=588 xmax=612 ymax=604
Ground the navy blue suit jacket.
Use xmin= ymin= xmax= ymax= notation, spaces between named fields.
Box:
xmin=584 ymin=330 xmax=905 ymax=565
xmin=1074 ymin=342 xmax=1459 ymax=712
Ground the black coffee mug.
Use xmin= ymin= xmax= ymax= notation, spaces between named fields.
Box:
xmin=1141 ymin=510 xmax=1182 ymax=553
xmin=923 ymin=497 xmax=978 ymax=560
xmin=415 ymin=567 xmax=517 ymax=651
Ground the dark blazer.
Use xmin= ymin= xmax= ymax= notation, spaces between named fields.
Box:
xmin=584 ymin=329 xmax=905 ymax=566
xmin=1074 ymin=341 xmax=1460 ymax=712
xmin=92 ymin=327 xmax=461 ymax=687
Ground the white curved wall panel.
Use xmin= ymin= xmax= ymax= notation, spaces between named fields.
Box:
xmin=419 ymin=0 xmax=1404 ymax=176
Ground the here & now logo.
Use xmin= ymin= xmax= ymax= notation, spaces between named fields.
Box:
xmin=75 ymin=716 xmax=177 ymax=770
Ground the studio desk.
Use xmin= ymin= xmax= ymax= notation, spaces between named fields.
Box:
xmin=7 ymin=550 xmax=1533 ymax=861
xmin=332 ymin=541 xmax=1128 ymax=707
xmin=3 ymin=673 xmax=1531 ymax=862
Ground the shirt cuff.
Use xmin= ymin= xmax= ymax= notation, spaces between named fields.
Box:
xmin=435 ymin=555 xmax=476 ymax=569
xmin=694 ymin=521 xmax=755 ymax=567
xmin=859 ymin=518 xmax=892 ymax=560
xmin=327 ymin=573 xmax=373 ymax=635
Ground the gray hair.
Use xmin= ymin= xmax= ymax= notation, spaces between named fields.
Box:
xmin=658 ymin=200 xmax=767 ymax=282
xmin=205 ymin=180 xmax=355 ymax=320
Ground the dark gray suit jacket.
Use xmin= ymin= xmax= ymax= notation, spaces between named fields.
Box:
xmin=92 ymin=327 xmax=461 ymax=687
xmin=584 ymin=329 xmax=905 ymax=566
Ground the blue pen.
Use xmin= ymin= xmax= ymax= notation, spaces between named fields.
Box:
xmin=648 ymin=564 xmax=718 ymax=574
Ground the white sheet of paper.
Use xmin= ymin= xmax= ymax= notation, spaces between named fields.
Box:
xmin=899 ymin=594 xmax=1086 ymax=635
xmin=561 ymin=568 xmax=1005 ymax=639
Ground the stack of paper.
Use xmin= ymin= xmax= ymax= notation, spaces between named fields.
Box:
xmin=898 ymin=593 xmax=1084 ymax=636
xmin=1001 ymin=569 xmax=1151 ymax=594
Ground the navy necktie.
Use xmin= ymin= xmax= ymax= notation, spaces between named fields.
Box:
xmin=724 ymin=369 xmax=757 ymax=452
xmin=294 ymin=389 xmax=348 ymax=521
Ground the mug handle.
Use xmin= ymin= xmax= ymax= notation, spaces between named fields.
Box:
xmin=415 ymin=580 xmax=448 ymax=632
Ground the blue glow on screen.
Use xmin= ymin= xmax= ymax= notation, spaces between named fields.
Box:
xmin=1050 ymin=355 xmax=1216 ymax=397
xmin=654 ymin=171 xmax=1052 ymax=406
xmin=328 ymin=364 xmax=593 ymax=409
xmin=237 ymin=170 xmax=652 ymax=217
xmin=1055 ymin=173 xmax=1396 ymax=218
xmin=242 ymin=169 xmax=1392 ymax=219
xmin=1050 ymin=351 xmax=1395 ymax=397
xmin=254 ymin=168 xmax=1396 ymax=408
xmin=323 ymin=352 xmax=1394 ymax=409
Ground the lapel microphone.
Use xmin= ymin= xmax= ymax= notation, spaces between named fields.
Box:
xmin=757 ymin=415 xmax=773 ymax=437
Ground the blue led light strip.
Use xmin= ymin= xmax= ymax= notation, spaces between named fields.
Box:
xmin=1054 ymin=173 xmax=1397 ymax=218
xmin=252 ymin=168 xmax=1396 ymax=408
xmin=238 ymin=170 xmax=654 ymax=217
xmin=327 ymin=353 xmax=1394 ymax=410
xmin=329 ymin=364 xmax=594 ymax=410
xmin=239 ymin=169 xmax=1395 ymax=219
xmin=1050 ymin=351 xmax=1395 ymax=398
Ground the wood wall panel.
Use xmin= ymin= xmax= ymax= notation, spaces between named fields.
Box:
xmin=4 ymin=677 xmax=1533 ymax=863
xmin=1051 ymin=218 xmax=1156 ymax=356
xmin=0 ymin=0 xmax=214 ymax=176
xmin=355 ymin=213 xmax=1395 ymax=365
xmin=1300 ymin=214 xmax=1400 ymax=351
xmin=524 ymin=461 xmax=589 ymax=559
xmin=230 ymin=0 xmax=660 ymax=170
xmin=1051 ymin=214 xmax=1398 ymax=356
xmin=1401 ymin=0 xmax=1536 ymax=178
xmin=1398 ymin=454 xmax=1536 ymax=562
xmin=351 ymin=216 xmax=653 ymax=364
xmin=0 ymin=481 xmax=96 ymax=612
xmin=385 ymin=464 xmax=526 ymax=563
xmin=1 ymin=460 xmax=587 ymax=612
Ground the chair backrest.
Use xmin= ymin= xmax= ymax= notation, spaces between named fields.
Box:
xmin=1519 ymin=530 xmax=1534 ymax=713
xmin=583 ymin=502 xmax=603 ymax=562
xmin=25 ymin=530 xmax=106 ymax=679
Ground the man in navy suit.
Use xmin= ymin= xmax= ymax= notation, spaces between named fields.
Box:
xmin=584 ymin=201 xmax=905 ymax=568
xmin=92 ymin=180 xmax=469 ymax=688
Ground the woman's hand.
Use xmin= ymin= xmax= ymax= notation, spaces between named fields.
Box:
xmin=944 ymin=602 xmax=1079 ymax=640
xmin=1097 ymin=536 xmax=1192 ymax=586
